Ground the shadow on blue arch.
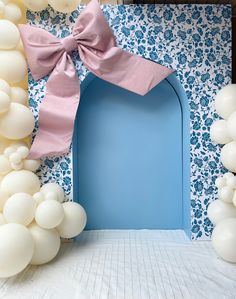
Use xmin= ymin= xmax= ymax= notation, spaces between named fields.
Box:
xmin=73 ymin=72 xmax=191 ymax=237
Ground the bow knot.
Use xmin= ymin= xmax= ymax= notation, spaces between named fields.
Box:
xmin=19 ymin=0 xmax=174 ymax=159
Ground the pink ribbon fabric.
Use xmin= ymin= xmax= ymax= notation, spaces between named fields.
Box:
xmin=19 ymin=0 xmax=174 ymax=159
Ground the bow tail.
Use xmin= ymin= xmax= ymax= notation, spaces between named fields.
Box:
xmin=28 ymin=54 xmax=80 ymax=159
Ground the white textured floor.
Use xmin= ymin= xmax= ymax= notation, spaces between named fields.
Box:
xmin=0 ymin=230 xmax=236 ymax=299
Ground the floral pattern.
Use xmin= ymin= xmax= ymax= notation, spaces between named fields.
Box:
xmin=27 ymin=4 xmax=231 ymax=240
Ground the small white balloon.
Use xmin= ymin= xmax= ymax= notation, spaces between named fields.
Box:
xmin=23 ymin=0 xmax=48 ymax=12
xmin=48 ymin=0 xmax=81 ymax=13
xmin=223 ymin=172 xmax=234 ymax=180
xmin=0 ymin=90 xmax=11 ymax=113
xmin=23 ymin=159 xmax=40 ymax=172
xmin=215 ymin=177 xmax=226 ymax=189
xmin=9 ymin=152 xmax=21 ymax=164
xmin=221 ymin=142 xmax=236 ymax=173
xmin=11 ymin=161 xmax=23 ymax=171
xmin=0 ymin=189 xmax=9 ymax=212
xmin=35 ymin=200 xmax=64 ymax=229
xmin=0 ymin=20 xmax=20 ymax=50
xmin=212 ymin=218 xmax=236 ymax=263
xmin=0 ymin=155 xmax=11 ymax=175
xmin=215 ymin=84 xmax=236 ymax=119
xmin=0 ymin=213 xmax=5 ymax=225
xmin=208 ymin=200 xmax=236 ymax=225
xmin=33 ymin=192 xmax=45 ymax=205
xmin=10 ymin=87 xmax=28 ymax=106
xmin=0 ymin=50 xmax=27 ymax=84
xmin=29 ymin=222 xmax=61 ymax=265
xmin=41 ymin=183 xmax=65 ymax=203
xmin=210 ymin=120 xmax=232 ymax=144
xmin=17 ymin=146 xmax=29 ymax=159
xmin=0 ymin=79 xmax=10 ymax=96
xmin=219 ymin=186 xmax=234 ymax=203
xmin=0 ymin=223 xmax=34 ymax=278
xmin=227 ymin=176 xmax=236 ymax=189
xmin=1 ymin=170 xmax=40 ymax=195
xmin=57 ymin=202 xmax=87 ymax=238
xmin=3 ymin=193 xmax=36 ymax=226
xmin=227 ymin=111 xmax=236 ymax=141
xmin=45 ymin=191 xmax=58 ymax=201
xmin=4 ymin=4 xmax=22 ymax=24
xmin=0 ymin=103 xmax=35 ymax=140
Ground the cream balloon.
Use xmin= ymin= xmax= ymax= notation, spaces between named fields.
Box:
xmin=48 ymin=0 xmax=80 ymax=13
xmin=0 ymin=213 xmax=5 ymax=225
xmin=0 ymin=189 xmax=9 ymax=212
xmin=219 ymin=186 xmax=234 ymax=203
xmin=227 ymin=176 xmax=236 ymax=189
xmin=215 ymin=177 xmax=226 ymax=189
xmin=0 ymin=20 xmax=20 ymax=50
xmin=22 ymin=0 xmax=48 ymax=12
xmin=0 ymin=103 xmax=34 ymax=140
xmin=0 ymin=79 xmax=10 ymax=96
xmin=221 ymin=142 xmax=236 ymax=172
xmin=57 ymin=202 xmax=86 ymax=238
xmin=40 ymin=183 xmax=65 ymax=203
xmin=33 ymin=192 xmax=45 ymax=206
xmin=17 ymin=145 xmax=29 ymax=159
xmin=0 ymin=90 xmax=11 ymax=113
xmin=10 ymin=87 xmax=28 ymax=106
xmin=23 ymin=160 xmax=40 ymax=172
xmin=207 ymin=200 xmax=236 ymax=225
xmin=0 ymin=155 xmax=11 ymax=175
xmin=215 ymin=84 xmax=236 ymax=119
xmin=35 ymin=200 xmax=64 ymax=229
xmin=212 ymin=218 xmax=236 ymax=263
xmin=0 ymin=223 xmax=34 ymax=278
xmin=210 ymin=120 xmax=232 ymax=144
xmin=3 ymin=193 xmax=36 ymax=226
xmin=4 ymin=4 xmax=22 ymax=24
xmin=9 ymin=152 xmax=21 ymax=164
xmin=1 ymin=170 xmax=40 ymax=195
xmin=0 ymin=51 xmax=27 ymax=83
xmin=227 ymin=111 xmax=236 ymax=141
xmin=29 ymin=222 xmax=61 ymax=265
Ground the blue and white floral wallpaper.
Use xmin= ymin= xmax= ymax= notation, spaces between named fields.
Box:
xmin=27 ymin=4 xmax=231 ymax=240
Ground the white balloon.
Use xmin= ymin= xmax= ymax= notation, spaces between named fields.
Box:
xmin=221 ymin=142 xmax=236 ymax=172
xmin=17 ymin=146 xmax=29 ymax=159
xmin=4 ymin=4 xmax=22 ymax=24
xmin=23 ymin=160 xmax=40 ymax=172
xmin=35 ymin=200 xmax=64 ymax=229
xmin=223 ymin=172 xmax=234 ymax=180
xmin=0 ymin=103 xmax=34 ymax=140
xmin=0 ymin=50 xmax=27 ymax=83
xmin=29 ymin=222 xmax=61 ymax=265
xmin=0 ymin=79 xmax=10 ymax=96
xmin=212 ymin=218 xmax=236 ymax=263
xmin=0 ymin=155 xmax=11 ymax=175
xmin=0 ymin=0 xmax=9 ymax=4
xmin=0 ymin=1 xmax=5 ymax=16
xmin=0 ymin=20 xmax=20 ymax=50
xmin=215 ymin=84 xmax=236 ymax=119
xmin=41 ymin=183 xmax=65 ymax=203
xmin=219 ymin=186 xmax=234 ymax=203
xmin=11 ymin=161 xmax=23 ymax=171
xmin=0 ymin=189 xmax=9 ymax=212
xmin=9 ymin=152 xmax=21 ymax=164
xmin=10 ymin=87 xmax=28 ymax=106
xmin=1 ymin=170 xmax=40 ymax=195
xmin=227 ymin=111 xmax=236 ymax=141
xmin=33 ymin=192 xmax=45 ymax=205
xmin=0 ymin=223 xmax=34 ymax=278
xmin=210 ymin=120 xmax=232 ymax=144
xmin=0 ymin=90 xmax=11 ymax=113
xmin=227 ymin=176 xmax=236 ymax=189
xmin=0 ymin=213 xmax=5 ymax=225
xmin=3 ymin=193 xmax=36 ymax=226
xmin=48 ymin=0 xmax=80 ymax=13
xmin=208 ymin=200 xmax=236 ymax=225
xmin=0 ymin=136 xmax=10 ymax=154
xmin=23 ymin=0 xmax=48 ymax=12
xmin=215 ymin=177 xmax=226 ymax=189
xmin=57 ymin=202 xmax=86 ymax=238
xmin=16 ymin=39 xmax=24 ymax=52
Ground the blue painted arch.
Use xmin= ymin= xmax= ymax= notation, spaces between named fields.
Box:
xmin=73 ymin=73 xmax=190 ymax=236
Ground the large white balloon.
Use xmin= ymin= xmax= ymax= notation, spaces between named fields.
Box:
xmin=0 ymin=154 xmax=11 ymax=175
xmin=10 ymin=87 xmax=28 ymax=106
xmin=227 ymin=176 xmax=236 ymax=189
xmin=0 ymin=103 xmax=34 ymax=140
xmin=57 ymin=202 xmax=86 ymax=238
xmin=0 ymin=20 xmax=20 ymax=50
xmin=212 ymin=218 xmax=236 ymax=263
xmin=210 ymin=120 xmax=232 ymax=144
xmin=0 ymin=78 xmax=10 ymax=96
xmin=0 ymin=50 xmax=27 ymax=83
xmin=35 ymin=200 xmax=64 ymax=229
xmin=23 ymin=0 xmax=48 ymax=12
xmin=0 ymin=223 xmax=34 ymax=278
xmin=29 ymin=222 xmax=61 ymax=265
xmin=4 ymin=3 xmax=22 ymax=24
xmin=207 ymin=200 xmax=236 ymax=225
xmin=1 ymin=170 xmax=41 ymax=195
xmin=215 ymin=177 xmax=226 ymax=189
xmin=0 ymin=189 xmax=9 ymax=212
xmin=23 ymin=160 xmax=40 ymax=172
xmin=0 ymin=90 xmax=11 ymax=113
xmin=215 ymin=84 xmax=236 ymax=119
xmin=41 ymin=183 xmax=65 ymax=203
xmin=219 ymin=186 xmax=234 ymax=203
xmin=227 ymin=111 xmax=236 ymax=141
xmin=48 ymin=0 xmax=81 ymax=13
xmin=3 ymin=193 xmax=36 ymax=226
xmin=221 ymin=142 xmax=236 ymax=172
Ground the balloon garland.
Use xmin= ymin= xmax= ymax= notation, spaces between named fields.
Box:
xmin=22 ymin=0 xmax=82 ymax=13
xmin=0 ymin=1 xmax=87 ymax=278
xmin=209 ymin=85 xmax=236 ymax=263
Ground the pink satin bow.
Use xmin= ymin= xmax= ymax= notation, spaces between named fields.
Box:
xmin=19 ymin=0 xmax=174 ymax=159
